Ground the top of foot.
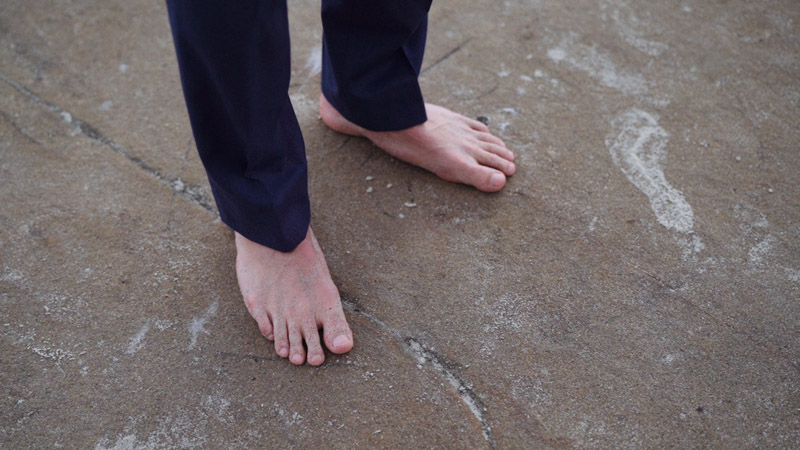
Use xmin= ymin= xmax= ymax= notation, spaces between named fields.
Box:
xmin=319 ymin=94 xmax=515 ymax=192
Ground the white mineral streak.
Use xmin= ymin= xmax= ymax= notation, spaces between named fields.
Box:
xmin=126 ymin=321 xmax=151 ymax=354
xmin=606 ymin=109 xmax=694 ymax=233
xmin=304 ymin=45 xmax=322 ymax=79
xmin=187 ymin=300 xmax=218 ymax=350
xmin=611 ymin=9 xmax=668 ymax=57
xmin=547 ymin=37 xmax=648 ymax=96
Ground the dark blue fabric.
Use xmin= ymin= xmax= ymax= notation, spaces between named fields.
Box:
xmin=167 ymin=0 xmax=309 ymax=252
xmin=167 ymin=0 xmax=430 ymax=252
xmin=321 ymin=0 xmax=431 ymax=131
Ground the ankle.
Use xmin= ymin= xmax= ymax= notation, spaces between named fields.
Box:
xmin=319 ymin=94 xmax=360 ymax=136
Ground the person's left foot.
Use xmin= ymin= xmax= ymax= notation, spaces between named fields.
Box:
xmin=319 ymin=94 xmax=516 ymax=192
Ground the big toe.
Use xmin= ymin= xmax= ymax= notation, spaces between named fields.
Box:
xmin=484 ymin=171 xmax=507 ymax=192
xmin=322 ymin=307 xmax=353 ymax=354
xmin=458 ymin=163 xmax=507 ymax=192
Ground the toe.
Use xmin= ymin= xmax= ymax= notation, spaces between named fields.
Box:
xmin=465 ymin=116 xmax=491 ymax=133
xmin=272 ymin=315 xmax=290 ymax=358
xmin=475 ymin=150 xmax=516 ymax=176
xmin=302 ymin=321 xmax=325 ymax=366
xmin=255 ymin=314 xmax=274 ymax=341
xmin=476 ymin=131 xmax=508 ymax=150
xmin=480 ymin=141 xmax=515 ymax=162
xmin=459 ymin=161 xmax=507 ymax=192
xmin=288 ymin=323 xmax=305 ymax=365
xmin=321 ymin=304 xmax=353 ymax=355
xmin=484 ymin=171 xmax=507 ymax=192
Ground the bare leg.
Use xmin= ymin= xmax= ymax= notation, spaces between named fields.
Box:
xmin=235 ymin=227 xmax=353 ymax=366
xmin=319 ymin=94 xmax=516 ymax=192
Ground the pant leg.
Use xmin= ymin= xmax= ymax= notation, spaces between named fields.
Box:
xmin=167 ymin=0 xmax=309 ymax=252
xmin=321 ymin=0 xmax=432 ymax=132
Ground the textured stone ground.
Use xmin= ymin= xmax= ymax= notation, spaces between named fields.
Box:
xmin=1 ymin=0 xmax=798 ymax=448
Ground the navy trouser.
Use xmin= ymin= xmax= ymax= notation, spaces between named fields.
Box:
xmin=167 ymin=1 xmax=432 ymax=252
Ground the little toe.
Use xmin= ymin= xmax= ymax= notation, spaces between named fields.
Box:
xmin=303 ymin=322 xmax=325 ymax=366
xmin=256 ymin=315 xmax=273 ymax=341
xmin=322 ymin=306 xmax=353 ymax=355
xmin=288 ymin=324 xmax=305 ymax=365
xmin=272 ymin=316 xmax=290 ymax=358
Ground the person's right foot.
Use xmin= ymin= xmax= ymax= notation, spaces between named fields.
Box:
xmin=235 ymin=227 xmax=353 ymax=366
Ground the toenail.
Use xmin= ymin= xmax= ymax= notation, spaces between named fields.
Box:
xmin=333 ymin=335 xmax=350 ymax=348
xmin=310 ymin=355 xmax=323 ymax=365
xmin=291 ymin=354 xmax=303 ymax=364
xmin=490 ymin=172 xmax=505 ymax=187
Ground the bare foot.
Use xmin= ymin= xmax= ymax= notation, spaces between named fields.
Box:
xmin=319 ymin=94 xmax=515 ymax=192
xmin=235 ymin=227 xmax=353 ymax=366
